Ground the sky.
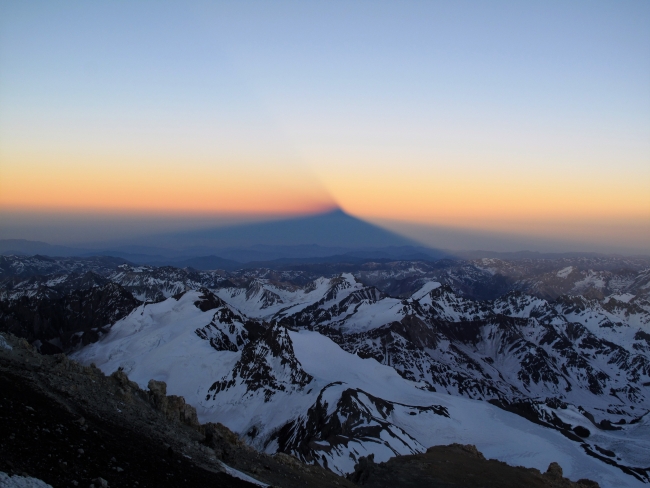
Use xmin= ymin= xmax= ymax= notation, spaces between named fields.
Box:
xmin=1 ymin=1 xmax=649 ymax=253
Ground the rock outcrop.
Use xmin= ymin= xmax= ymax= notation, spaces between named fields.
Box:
xmin=147 ymin=379 xmax=200 ymax=428
xmin=347 ymin=444 xmax=600 ymax=488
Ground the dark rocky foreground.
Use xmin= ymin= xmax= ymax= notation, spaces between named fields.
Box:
xmin=348 ymin=446 xmax=600 ymax=488
xmin=0 ymin=333 xmax=599 ymax=488
xmin=0 ymin=333 xmax=355 ymax=488
xmin=0 ymin=369 xmax=253 ymax=488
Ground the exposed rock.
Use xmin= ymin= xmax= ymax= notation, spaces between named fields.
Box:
xmin=203 ymin=422 xmax=248 ymax=461
xmin=545 ymin=462 xmax=563 ymax=479
xmin=272 ymin=452 xmax=303 ymax=468
xmin=193 ymin=288 xmax=228 ymax=312
xmin=346 ymin=444 xmax=599 ymax=488
xmin=110 ymin=368 xmax=139 ymax=392
xmin=147 ymin=379 xmax=200 ymax=428
xmin=0 ymin=283 xmax=139 ymax=353
xmin=450 ymin=443 xmax=485 ymax=460
xmin=92 ymin=477 xmax=108 ymax=487
xmin=271 ymin=383 xmax=448 ymax=472
xmin=348 ymin=454 xmax=375 ymax=485
xmin=207 ymin=324 xmax=313 ymax=403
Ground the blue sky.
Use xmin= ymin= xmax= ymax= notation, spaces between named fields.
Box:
xmin=1 ymin=1 xmax=648 ymax=252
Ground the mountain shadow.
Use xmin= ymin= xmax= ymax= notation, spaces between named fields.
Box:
xmin=1 ymin=210 xmax=452 ymax=265
xmin=156 ymin=209 xmax=417 ymax=249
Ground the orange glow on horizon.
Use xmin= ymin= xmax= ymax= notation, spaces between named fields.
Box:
xmin=1 ymin=150 xmax=648 ymax=247
xmin=330 ymin=173 xmax=650 ymax=228
xmin=2 ymin=157 xmax=648 ymax=225
xmin=0 ymin=152 xmax=335 ymax=217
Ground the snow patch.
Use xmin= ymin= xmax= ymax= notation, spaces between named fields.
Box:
xmin=411 ymin=281 xmax=441 ymax=300
xmin=608 ymin=294 xmax=635 ymax=304
xmin=0 ymin=472 xmax=53 ymax=488
xmin=0 ymin=334 xmax=12 ymax=350
xmin=220 ymin=462 xmax=269 ymax=487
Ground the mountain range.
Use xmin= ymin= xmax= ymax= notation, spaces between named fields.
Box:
xmin=1 ymin=253 xmax=649 ymax=487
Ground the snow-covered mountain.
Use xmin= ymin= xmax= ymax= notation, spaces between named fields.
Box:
xmin=0 ymin=254 xmax=128 ymax=279
xmin=2 ymin=254 xmax=650 ymax=486
xmin=3 ymin=253 xmax=649 ymax=302
xmin=66 ymin=289 xmax=643 ymax=486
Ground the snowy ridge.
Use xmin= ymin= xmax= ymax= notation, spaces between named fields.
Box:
xmin=206 ymin=324 xmax=313 ymax=403
xmin=269 ymin=382 xmax=441 ymax=474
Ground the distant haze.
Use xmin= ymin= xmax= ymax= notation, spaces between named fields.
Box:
xmin=0 ymin=208 xmax=648 ymax=256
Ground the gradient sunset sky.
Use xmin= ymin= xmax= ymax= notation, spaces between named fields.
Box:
xmin=1 ymin=1 xmax=649 ymax=252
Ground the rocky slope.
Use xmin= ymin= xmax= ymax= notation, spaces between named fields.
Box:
xmin=348 ymin=445 xmax=600 ymax=488
xmin=0 ymin=282 xmax=140 ymax=354
xmin=0 ymin=332 xmax=357 ymax=488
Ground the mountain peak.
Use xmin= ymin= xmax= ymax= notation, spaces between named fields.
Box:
xmin=318 ymin=207 xmax=349 ymax=217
